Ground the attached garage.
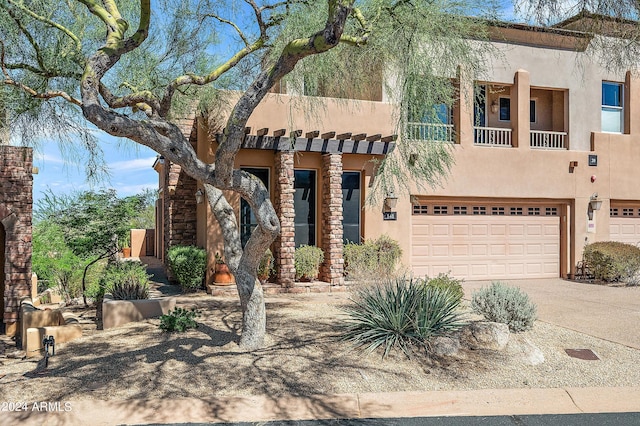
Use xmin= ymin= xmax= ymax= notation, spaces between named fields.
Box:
xmin=609 ymin=202 xmax=640 ymax=246
xmin=411 ymin=200 xmax=563 ymax=281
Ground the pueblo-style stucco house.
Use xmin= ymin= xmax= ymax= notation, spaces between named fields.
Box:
xmin=0 ymin=140 xmax=33 ymax=336
xmin=155 ymin=13 xmax=640 ymax=291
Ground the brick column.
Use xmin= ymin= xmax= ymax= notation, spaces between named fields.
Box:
xmin=320 ymin=154 xmax=344 ymax=285
xmin=275 ymin=152 xmax=295 ymax=285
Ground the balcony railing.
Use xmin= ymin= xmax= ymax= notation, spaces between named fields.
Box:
xmin=530 ymin=130 xmax=567 ymax=149
xmin=474 ymin=127 xmax=512 ymax=147
xmin=406 ymin=122 xmax=454 ymax=143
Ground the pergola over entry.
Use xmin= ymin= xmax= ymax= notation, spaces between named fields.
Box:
xmin=237 ymin=127 xmax=397 ymax=154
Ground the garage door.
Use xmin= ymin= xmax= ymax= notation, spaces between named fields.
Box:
xmin=610 ymin=203 xmax=640 ymax=245
xmin=411 ymin=202 xmax=560 ymax=280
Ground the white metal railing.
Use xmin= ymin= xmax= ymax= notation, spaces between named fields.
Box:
xmin=530 ymin=130 xmax=567 ymax=149
xmin=406 ymin=122 xmax=454 ymax=143
xmin=474 ymin=126 xmax=512 ymax=147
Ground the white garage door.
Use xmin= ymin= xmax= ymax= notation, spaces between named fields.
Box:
xmin=411 ymin=202 xmax=560 ymax=281
xmin=610 ymin=204 xmax=640 ymax=245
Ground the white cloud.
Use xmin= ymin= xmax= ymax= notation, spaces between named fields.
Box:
xmin=108 ymin=156 xmax=157 ymax=173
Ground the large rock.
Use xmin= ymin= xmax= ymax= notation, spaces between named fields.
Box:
xmin=459 ymin=321 xmax=510 ymax=351
xmin=506 ymin=335 xmax=545 ymax=365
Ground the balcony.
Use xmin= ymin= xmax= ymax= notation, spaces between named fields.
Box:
xmin=406 ymin=122 xmax=454 ymax=143
xmin=474 ymin=127 xmax=512 ymax=147
xmin=530 ymin=130 xmax=567 ymax=150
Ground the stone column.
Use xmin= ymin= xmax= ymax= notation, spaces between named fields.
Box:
xmin=320 ymin=154 xmax=344 ymax=285
xmin=0 ymin=146 xmax=33 ymax=337
xmin=274 ymin=152 xmax=295 ymax=285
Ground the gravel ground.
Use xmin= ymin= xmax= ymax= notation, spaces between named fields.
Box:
xmin=1 ymin=291 xmax=640 ymax=402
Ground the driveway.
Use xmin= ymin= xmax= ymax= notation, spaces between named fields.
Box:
xmin=462 ymin=279 xmax=640 ymax=350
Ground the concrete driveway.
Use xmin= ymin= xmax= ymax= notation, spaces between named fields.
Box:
xmin=462 ymin=279 xmax=640 ymax=350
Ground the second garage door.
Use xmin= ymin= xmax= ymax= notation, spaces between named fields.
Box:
xmin=610 ymin=202 xmax=640 ymax=245
xmin=411 ymin=202 xmax=560 ymax=281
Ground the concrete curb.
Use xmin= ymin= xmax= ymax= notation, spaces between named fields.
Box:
xmin=5 ymin=387 xmax=640 ymax=425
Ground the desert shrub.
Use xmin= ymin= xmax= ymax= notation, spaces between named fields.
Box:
xmin=100 ymin=261 xmax=150 ymax=300
xmin=167 ymin=245 xmax=207 ymax=291
xmin=159 ymin=307 xmax=200 ymax=332
xmin=344 ymin=235 xmax=402 ymax=281
xmin=373 ymin=235 xmax=403 ymax=271
xmin=341 ymin=277 xmax=466 ymax=358
xmin=583 ymin=241 xmax=640 ymax=284
xmin=294 ymin=245 xmax=324 ymax=280
xmin=471 ymin=282 xmax=537 ymax=332
xmin=422 ymin=273 xmax=464 ymax=304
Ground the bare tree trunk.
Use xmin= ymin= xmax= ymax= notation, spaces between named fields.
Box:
xmin=205 ymin=184 xmax=276 ymax=349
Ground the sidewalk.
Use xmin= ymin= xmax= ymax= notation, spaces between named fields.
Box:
xmin=6 ymin=387 xmax=640 ymax=425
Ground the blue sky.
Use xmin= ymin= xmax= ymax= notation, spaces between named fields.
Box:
xmin=32 ymin=133 xmax=158 ymax=203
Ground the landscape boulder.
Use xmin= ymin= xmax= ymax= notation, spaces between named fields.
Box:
xmin=459 ymin=321 xmax=510 ymax=351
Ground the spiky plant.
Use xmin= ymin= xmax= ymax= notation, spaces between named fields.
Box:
xmin=340 ymin=277 xmax=466 ymax=358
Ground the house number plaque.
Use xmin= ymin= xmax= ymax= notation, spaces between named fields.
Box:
xmin=383 ymin=212 xmax=397 ymax=221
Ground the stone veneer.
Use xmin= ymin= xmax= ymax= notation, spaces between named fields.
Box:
xmin=161 ymin=116 xmax=198 ymax=274
xmin=320 ymin=154 xmax=344 ymax=284
xmin=0 ymin=146 xmax=33 ymax=335
xmin=274 ymin=152 xmax=295 ymax=285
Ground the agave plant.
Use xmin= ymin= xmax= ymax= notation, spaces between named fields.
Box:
xmin=340 ymin=277 xmax=466 ymax=358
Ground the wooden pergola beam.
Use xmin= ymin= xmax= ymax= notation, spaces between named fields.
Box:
xmin=366 ymin=134 xmax=382 ymax=142
xmin=256 ymin=128 xmax=269 ymax=137
xmin=381 ymin=134 xmax=398 ymax=143
xmin=352 ymin=133 xmax=367 ymax=141
xmin=336 ymin=132 xmax=352 ymax=140
xmin=305 ymin=130 xmax=320 ymax=139
xmin=273 ymin=129 xmax=286 ymax=137
xmin=321 ymin=131 xmax=336 ymax=139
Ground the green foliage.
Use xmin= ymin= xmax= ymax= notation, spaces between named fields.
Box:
xmin=471 ymin=282 xmax=537 ymax=332
xmin=100 ymin=261 xmax=151 ymax=300
xmin=257 ymin=249 xmax=274 ymax=281
xmin=583 ymin=242 xmax=640 ymax=285
xmin=341 ymin=277 xmax=466 ymax=358
xmin=294 ymin=245 xmax=325 ymax=280
xmin=344 ymin=235 xmax=402 ymax=281
xmin=421 ymin=273 xmax=465 ymax=304
xmin=159 ymin=307 xmax=200 ymax=333
xmin=32 ymin=221 xmax=84 ymax=302
xmin=127 ymin=188 xmax=158 ymax=230
xmin=167 ymin=245 xmax=207 ymax=291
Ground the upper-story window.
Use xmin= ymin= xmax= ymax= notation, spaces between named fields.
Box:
xmin=497 ymin=97 xmax=536 ymax=123
xmin=602 ymin=82 xmax=623 ymax=133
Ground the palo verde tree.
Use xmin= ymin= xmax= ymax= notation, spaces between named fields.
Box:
xmin=1 ymin=0 xmax=499 ymax=349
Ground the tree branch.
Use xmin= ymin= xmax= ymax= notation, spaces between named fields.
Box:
xmin=159 ymin=38 xmax=265 ymax=117
xmin=215 ymin=0 xmax=356 ymax=186
xmin=203 ymin=13 xmax=251 ymax=47
xmin=5 ymin=0 xmax=82 ymax=51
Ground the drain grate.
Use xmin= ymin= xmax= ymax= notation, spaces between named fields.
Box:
xmin=565 ymin=348 xmax=600 ymax=360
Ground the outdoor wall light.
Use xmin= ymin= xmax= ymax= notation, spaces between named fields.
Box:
xmin=158 ymin=155 xmax=165 ymax=165
xmin=384 ymin=191 xmax=398 ymax=210
xmin=588 ymin=193 xmax=602 ymax=220
xmin=490 ymin=100 xmax=499 ymax=114
xmin=195 ymin=188 xmax=204 ymax=204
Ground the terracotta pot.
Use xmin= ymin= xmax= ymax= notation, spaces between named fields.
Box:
xmin=213 ymin=263 xmax=234 ymax=286
xmin=122 ymin=247 xmax=131 ymax=258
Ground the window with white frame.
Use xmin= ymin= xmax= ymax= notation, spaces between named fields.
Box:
xmin=602 ymin=82 xmax=623 ymax=133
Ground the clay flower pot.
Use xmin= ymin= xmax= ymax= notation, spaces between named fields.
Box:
xmin=122 ymin=247 xmax=131 ymax=258
xmin=213 ymin=263 xmax=234 ymax=286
